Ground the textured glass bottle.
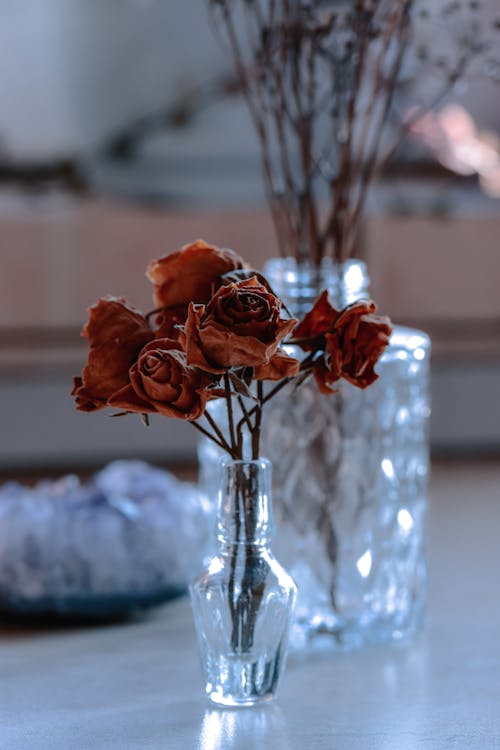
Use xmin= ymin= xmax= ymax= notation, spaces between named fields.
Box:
xmin=261 ymin=257 xmax=431 ymax=650
xmin=190 ymin=459 xmax=296 ymax=706
xmin=198 ymin=258 xmax=430 ymax=652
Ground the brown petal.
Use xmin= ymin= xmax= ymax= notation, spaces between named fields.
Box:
xmin=71 ymin=377 xmax=104 ymax=412
xmin=313 ymin=361 xmax=339 ymax=395
xmin=197 ymin=324 xmax=279 ymax=369
xmin=153 ymin=392 xmax=207 ymax=421
xmin=184 ymin=303 xmax=227 ymax=374
xmin=254 ymin=351 xmax=300 ymax=381
xmin=146 ymin=239 xmax=246 ymax=308
xmin=274 ymin=315 xmax=297 ymax=345
xmin=293 ymin=290 xmax=339 ymax=346
xmin=73 ymin=297 xmax=153 ymax=411
xmin=108 ymin=383 xmax=156 ymax=413
xmin=333 ymin=299 xmax=377 ymax=329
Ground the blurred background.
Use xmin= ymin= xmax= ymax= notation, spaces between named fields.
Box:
xmin=0 ymin=0 xmax=499 ymax=477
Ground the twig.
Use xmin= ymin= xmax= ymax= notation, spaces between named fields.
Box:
xmin=224 ymin=373 xmax=238 ymax=457
xmin=208 ymin=0 xmax=495 ymax=267
xmin=191 ymin=419 xmax=235 ymax=457
xmin=252 ymin=381 xmax=264 ymax=460
xmin=204 ymin=408 xmax=234 ymax=456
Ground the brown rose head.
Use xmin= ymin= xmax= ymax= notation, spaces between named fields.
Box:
xmin=109 ymin=339 xmax=210 ymax=421
xmin=146 ymin=239 xmax=247 ymax=309
xmin=324 ymin=300 xmax=392 ymax=390
xmin=291 ymin=290 xmax=339 ymax=351
xmin=183 ymin=277 xmax=297 ymax=374
xmin=72 ymin=297 xmax=154 ymax=411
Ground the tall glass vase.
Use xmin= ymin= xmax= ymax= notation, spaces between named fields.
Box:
xmin=198 ymin=258 xmax=430 ymax=653
xmin=190 ymin=458 xmax=296 ymax=706
xmin=261 ymin=257 xmax=430 ymax=651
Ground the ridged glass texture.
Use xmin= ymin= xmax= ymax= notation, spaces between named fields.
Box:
xmin=190 ymin=459 xmax=296 ymax=705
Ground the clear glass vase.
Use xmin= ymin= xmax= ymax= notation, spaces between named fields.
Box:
xmin=198 ymin=257 xmax=430 ymax=653
xmin=260 ymin=257 xmax=431 ymax=651
xmin=190 ymin=458 xmax=297 ymax=706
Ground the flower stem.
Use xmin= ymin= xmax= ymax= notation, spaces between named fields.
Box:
xmin=236 ymin=393 xmax=253 ymax=454
xmin=204 ymin=409 xmax=234 ymax=456
xmin=251 ymin=381 xmax=263 ymax=460
xmin=224 ymin=373 xmax=238 ymax=458
xmin=191 ymin=420 xmax=234 ymax=457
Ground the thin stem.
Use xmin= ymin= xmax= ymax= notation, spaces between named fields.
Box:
xmin=235 ymin=393 xmax=253 ymax=458
xmin=191 ymin=420 xmax=235 ymax=457
xmin=224 ymin=373 xmax=238 ymax=457
xmin=252 ymin=381 xmax=264 ymax=460
xmin=204 ymin=408 xmax=234 ymax=456
xmin=243 ymin=375 xmax=293 ymax=427
xmin=237 ymin=394 xmax=254 ymax=432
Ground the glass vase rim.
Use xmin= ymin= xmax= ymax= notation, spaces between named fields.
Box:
xmin=263 ymin=255 xmax=368 ymax=270
xmin=220 ymin=457 xmax=271 ymax=469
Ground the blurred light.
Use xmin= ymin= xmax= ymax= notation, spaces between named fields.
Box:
xmin=396 ymin=407 xmax=410 ymax=426
xmin=480 ymin=166 xmax=500 ymax=198
xmin=414 ymin=347 xmax=426 ymax=361
xmin=398 ymin=508 xmax=414 ymax=533
xmin=410 ymin=105 xmax=500 ymax=199
xmin=208 ymin=558 xmax=224 ymax=575
xmin=408 ymin=335 xmax=426 ymax=349
xmin=343 ymin=263 xmax=365 ymax=291
xmin=382 ymin=458 xmax=395 ymax=479
xmin=357 ymin=550 xmax=372 ymax=578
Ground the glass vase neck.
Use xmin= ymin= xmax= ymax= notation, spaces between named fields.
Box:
xmin=263 ymin=257 xmax=371 ymax=317
xmin=217 ymin=459 xmax=274 ymax=546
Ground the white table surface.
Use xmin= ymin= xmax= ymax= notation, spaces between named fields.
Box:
xmin=1 ymin=459 xmax=499 ymax=750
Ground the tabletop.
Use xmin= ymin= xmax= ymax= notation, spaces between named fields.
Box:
xmin=1 ymin=459 xmax=499 ymax=750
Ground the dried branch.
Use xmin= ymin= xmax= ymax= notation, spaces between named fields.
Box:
xmin=208 ymin=0 xmax=499 ymax=265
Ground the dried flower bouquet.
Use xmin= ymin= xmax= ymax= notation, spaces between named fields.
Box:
xmin=72 ymin=240 xmax=391 ymax=460
xmin=72 ymin=239 xmax=391 ymax=664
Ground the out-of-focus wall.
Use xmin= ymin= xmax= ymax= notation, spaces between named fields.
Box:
xmin=1 ymin=0 xmax=499 ymax=161
xmin=0 ymin=0 xmax=225 ymax=157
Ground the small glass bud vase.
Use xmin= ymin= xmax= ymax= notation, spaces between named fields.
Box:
xmin=189 ymin=458 xmax=297 ymax=707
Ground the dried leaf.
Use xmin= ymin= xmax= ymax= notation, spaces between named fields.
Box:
xmin=241 ymin=366 xmax=254 ymax=387
xmin=228 ymin=371 xmax=258 ymax=401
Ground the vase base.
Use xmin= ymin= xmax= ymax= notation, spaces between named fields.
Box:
xmin=201 ymin=652 xmax=284 ymax=707
xmin=289 ymin=611 xmax=424 ymax=653
xmin=207 ymin=690 xmax=276 ymax=708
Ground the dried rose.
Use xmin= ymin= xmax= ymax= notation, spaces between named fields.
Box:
xmin=146 ymin=239 xmax=247 ymax=310
xmin=326 ymin=301 xmax=392 ymax=389
xmin=72 ymin=297 xmax=153 ymax=411
xmin=183 ymin=277 xmax=297 ymax=374
xmin=293 ymin=294 xmax=391 ymax=393
xmin=109 ymin=339 xmax=210 ymax=421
